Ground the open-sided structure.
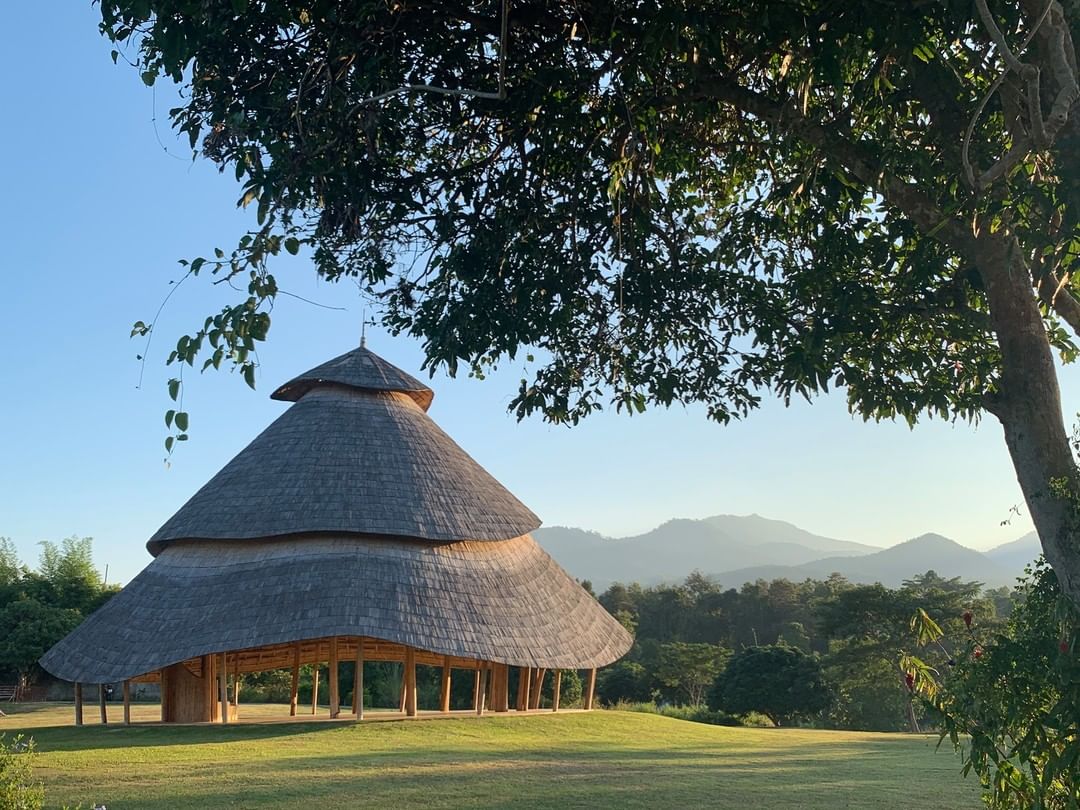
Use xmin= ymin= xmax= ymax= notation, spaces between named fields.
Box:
xmin=40 ymin=344 xmax=632 ymax=724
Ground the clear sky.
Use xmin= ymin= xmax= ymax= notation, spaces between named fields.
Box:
xmin=1 ymin=3 xmax=1072 ymax=585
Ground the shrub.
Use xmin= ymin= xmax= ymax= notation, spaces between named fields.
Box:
xmin=0 ymin=735 xmax=44 ymax=810
xmin=712 ymin=644 xmax=832 ymax=726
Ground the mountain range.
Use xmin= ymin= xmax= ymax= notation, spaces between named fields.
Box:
xmin=533 ymin=514 xmax=1041 ymax=592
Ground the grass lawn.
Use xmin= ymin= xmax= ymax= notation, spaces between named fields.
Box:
xmin=2 ymin=703 xmax=980 ymax=809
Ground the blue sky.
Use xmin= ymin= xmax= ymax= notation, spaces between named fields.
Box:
xmin=1 ymin=3 xmax=1070 ymax=585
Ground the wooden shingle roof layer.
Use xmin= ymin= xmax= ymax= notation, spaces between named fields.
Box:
xmin=271 ymin=345 xmax=434 ymax=409
xmin=147 ymin=387 xmax=541 ymax=554
xmin=39 ymin=534 xmax=634 ymax=684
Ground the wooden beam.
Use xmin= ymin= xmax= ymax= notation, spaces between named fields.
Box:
xmin=311 ymin=666 xmax=320 ymax=715
xmin=405 ymin=647 xmax=417 ymax=717
xmin=354 ymin=637 xmax=364 ymax=721
xmin=99 ymin=684 xmax=108 ymax=725
xmin=552 ymin=670 xmax=562 ymax=712
xmin=289 ymin=642 xmax=300 ymax=717
xmin=218 ymin=653 xmax=229 ymax=724
xmin=398 ymin=664 xmax=407 ymax=713
xmin=74 ymin=682 xmax=83 ymax=726
xmin=122 ymin=680 xmax=131 ymax=725
xmin=328 ymin=636 xmax=340 ymax=718
xmin=439 ymin=656 xmax=452 ymax=713
xmin=585 ymin=668 xmax=597 ymax=710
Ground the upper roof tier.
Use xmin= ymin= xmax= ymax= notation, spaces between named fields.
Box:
xmin=271 ymin=344 xmax=434 ymax=410
xmin=148 ymin=346 xmax=540 ymax=554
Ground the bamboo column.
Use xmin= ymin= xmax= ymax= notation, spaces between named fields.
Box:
xmin=122 ymin=680 xmax=131 ymax=725
xmin=439 ymin=656 xmax=452 ymax=713
xmin=398 ymin=663 xmax=407 ymax=713
xmin=354 ymin=637 xmax=364 ymax=721
xmin=530 ymin=668 xmax=546 ymax=710
xmin=516 ymin=667 xmax=531 ymax=712
xmin=494 ymin=664 xmax=509 ymax=712
xmin=289 ymin=642 xmax=300 ymax=717
xmin=404 ymin=647 xmax=417 ymax=717
xmin=311 ymin=666 xmax=320 ymax=715
xmin=328 ymin=637 xmax=340 ymax=718
xmin=73 ymin=682 xmax=83 ymax=726
xmin=471 ymin=664 xmax=482 ymax=712
xmin=232 ymin=654 xmax=241 ymax=712
xmin=552 ymin=670 xmax=562 ymax=712
xmin=475 ymin=665 xmax=487 ymax=716
xmin=218 ymin=653 xmax=229 ymax=724
xmin=98 ymin=684 xmax=108 ymax=724
xmin=584 ymin=668 xmax=597 ymax=710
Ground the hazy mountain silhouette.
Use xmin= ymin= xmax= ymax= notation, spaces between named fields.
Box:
xmin=535 ymin=516 xmax=1029 ymax=591
xmin=710 ymin=533 xmax=1017 ymax=590
xmin=986 ymin=531 xmax=1042 ymax=573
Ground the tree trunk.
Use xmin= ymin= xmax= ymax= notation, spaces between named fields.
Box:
xmin=905 ymin=697 xmax=920 ymax=734
xmin=978 ymin=234 xmax=1080 ymax=600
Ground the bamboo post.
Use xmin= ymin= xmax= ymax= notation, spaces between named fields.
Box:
xmin=328 ymin=637 xmax=340 ymax=718
xmin=475 ymin=665 xmax=488 ymax=716
xmin=517 ymin=667 xmax=531 ymax=712
xmin=122 ymin=680 xmax=131 ymax=725
xmin=311 ymin=666 xmax=320 ymax=715
xmin=398 ymin=663 xmax=407 ymax=713
xmin=289 ymin=642 xmax=300 ymax=717
xmin=530 ymin=668 xmax=546 ymax=710
xmin=405 ymin=647 xmax=417 ymax=717
xmin=471 ymin=664 xmax=482 ymax=712
xmin=495 ymin=664 xmax=510 ymax=713
xmin=552 ymin=670 xmax=562 ymax=712
xmin=354 ymin=637 xmax=364 ymax=721
xmin=440 ymin=656 xmax=452 ymax=713
xmin=219 ymin=653 xmax=229 ymax=724
xmin=232 ymin=654 xmax=240 ymax=710
xmin=98 ymin=684 xmax=108 ymax=725
xmin=74 ymin=682 xmax=83 ymax=726
xmin=585 ymin=668 xmax=597 ymax=710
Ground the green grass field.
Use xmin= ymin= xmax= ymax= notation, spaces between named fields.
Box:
xmin=2 ymin=704 xmax=981 ymax=809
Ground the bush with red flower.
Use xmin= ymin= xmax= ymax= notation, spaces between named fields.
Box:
xmin=907 ymin=559 xmax=1080 ymax=809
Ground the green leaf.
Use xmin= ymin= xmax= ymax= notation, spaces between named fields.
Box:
xmin=242 ymin=363 xmax=256 ymax=389
xmin=168 ymin=378 xmax=180 ymax=401
xmin=165 ymin=436 xmax=175 ymax=454
xmin=284 ymin=237 xmax=300 ymax=255
xmin=165 ymin=409 xmax=176 ymax=428
xmin=175 ymin=411 xmax=189 ymax=432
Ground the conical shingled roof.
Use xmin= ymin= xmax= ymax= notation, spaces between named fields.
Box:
xmin=271 ymin=344 xmax=434 ymax=409
xmin=147 ymin=348 xmax=540 ymax=555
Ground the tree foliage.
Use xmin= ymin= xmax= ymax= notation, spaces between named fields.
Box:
xmin=0 ymin=538 xmax=119 ymax=687
xmin=713 ymin=644 xmax=831 ymax=726
xmin=95 ymin=0 xmax=1080 ymax=602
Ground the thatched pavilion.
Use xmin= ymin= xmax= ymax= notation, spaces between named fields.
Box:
xmin=40 ymin=344 xmax=631 ymax=724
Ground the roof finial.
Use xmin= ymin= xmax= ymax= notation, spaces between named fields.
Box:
xmin=360 ymin=308 xmax=367 ymax=348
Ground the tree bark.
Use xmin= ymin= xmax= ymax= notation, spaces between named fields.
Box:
xmin=978 ymin=234 xmax=1080 ymax=600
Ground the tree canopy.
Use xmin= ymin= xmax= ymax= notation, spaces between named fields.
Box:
xmin=98 ymin=1 xmax=1080 ymax=597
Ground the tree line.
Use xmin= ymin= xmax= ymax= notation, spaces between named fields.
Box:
xmin=590 ymin=568 xmax=1014 ymax=731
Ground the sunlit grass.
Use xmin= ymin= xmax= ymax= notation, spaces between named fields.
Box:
xmin=2 ymin=703 xmax=979 ymax=809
